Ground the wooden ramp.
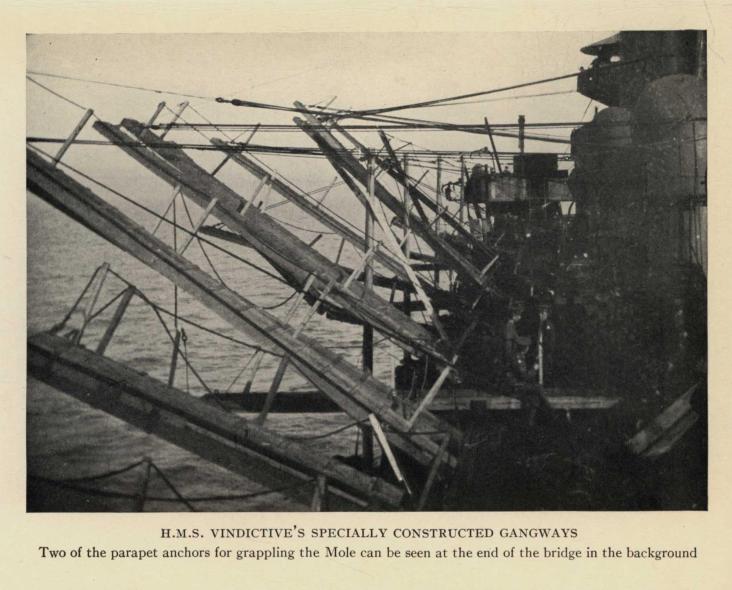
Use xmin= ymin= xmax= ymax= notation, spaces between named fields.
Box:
xmin=294 ymin=113 xmax=488 ymax=287
xmin=93 ymin=119 xmax=449 ymax=365
xmin=627 ymin=383 xmax=701 ymax=458
xmin=29 ymin=331 xmax=403 ymax=510
xmin=26 ymin=148 xmax=460 ymax=469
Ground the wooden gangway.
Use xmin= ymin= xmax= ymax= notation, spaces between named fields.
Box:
xmin=28 ymin=331 xmax=403 ymax=510
xmin=27 ymin=148 xmax=461 ymax=470
xmin=93 ymin=119 xmax=450 ymax=365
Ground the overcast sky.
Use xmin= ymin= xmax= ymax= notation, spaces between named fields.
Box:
xmin=26 ymin=32 xmax=607 ymax=227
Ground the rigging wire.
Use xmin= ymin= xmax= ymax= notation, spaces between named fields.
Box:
xmin=347 ymin=56 xmax=652 ymax=117
xmin=352 ymin=71 xmax=581 ymax=116
xmin=171 ymin=102 xmax=442 ymax=274
xmin=27 ymin=75 xmax=93 ymax=113
xmin=104 ymin=268 xmax=282 ymax=356
xmin=29 ymin=471 xmax=314 ymax=505
xmin=27 ymin=69 xmax=216 ymax=101
xmin=162 ymin=104 xmax=341 ymax=238
xmin=27 ymin=144 xmax=291 ymax=286
xmin=174 ymin=182 xmax=230 ymax=285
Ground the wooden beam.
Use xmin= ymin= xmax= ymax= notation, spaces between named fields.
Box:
xmin=417 ymin=435 xmax=450 ymax=510
xmin=628 ymin=383 xmax=700 ymax=457
xmin=27 ymin=148 xmax=459 ymax=466
xmin=146 ymin=102 xmax=166 ymax=128
xmin=94 ymin=119 xmax=448 ymax=365
xmin=96 ymin=286 xmax=136 ymax=355
xmin=407 ymin=364 xmax=453 ymax=429
xmin=167 ymin=328 xmax=182 ymax=387
xmin=53 ymin=109 xmax=94 ymax=167
xmin=293 ymin=110 xmax=486 ymax=286
xmin=160 ymin=101 xmax=188 ymax=139
xmin=210 ymin=138 xmax=411 ymax=284
xmin=369 ymin=414 xmax=412 ymax=496
xmin=204 ymin=390 xmax=621 ymax=413
xmin=29 ymin=331 xmax=403 ymax=509
xmin=310 ymin=475 xmax=328 ymax=512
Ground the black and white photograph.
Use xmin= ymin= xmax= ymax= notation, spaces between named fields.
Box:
xmin=26 ymin=29 xmax=707 ymax=512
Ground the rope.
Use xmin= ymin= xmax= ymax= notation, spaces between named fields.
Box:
xmin=49 ymin=264 xmax=103 ymax=332
xmin=103 ymin=267 xmax=285 ymax=356
xmin=99 ymin=268 xmax=281 ymax=356
xmin=149 ymin=462 xmax=196 ymax=511
xmin=86 ymin=287 xmax=128 ymax=323
xmin=269 ymin=217 xmax=336 ymax=235
xmin=176 ymin=186 xmax=229 ymax=285
xmin=431 ymin=89 xmax=576 ymax=107
xmin=29 ymin=462 xmax=313 ymax=504
xmin=155 ymin=105 xmax=374 ymax=248
xmin=26 ymin=70 xmax=216 ymax=101
xmin=34 ymin=459 xmax=147 ymax=483
xmin=285 ymin=419 xmax=365 ymax=441
xmin=260 ymin=290 xmax=298 ymax=311
xmin=352 ymin=72 xmax=581 ymax=116
xmin=27 ymin=76 xmax=92 ymax=113
xmin=351 ymin=56 xmax=652 ymax=116
xmin=143 ymin=295 xmax=214 ymax=395
xmin=161 ymin=106 xmax=344 ymax=239
xmin=28 ymin=145 xmax=290 ymax=286
xmin=151 ymin=115 xmax=588 ymax=132
xmin=142 ymin=296 xmax=282 ymax=356
xmin=103 ymin=268 xmax=282 ymax=356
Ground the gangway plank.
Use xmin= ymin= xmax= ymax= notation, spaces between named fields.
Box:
xmin=26 ymin=148 xmax=460 ymax=468
xmin=28 ymin=331 xmax=403 ymax=510
xmin=208 ymin=138 xmax=424 ymax=288
xmin=293 ymin=110 xmax=487 ymax=286
xmin=93 ymin=119 xmax=449 ymax=364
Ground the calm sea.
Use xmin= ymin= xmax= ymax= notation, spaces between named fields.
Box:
xmin=27 ymin=192 xmax=394 ymax=511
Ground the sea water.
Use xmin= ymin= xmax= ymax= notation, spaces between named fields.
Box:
xmin=27 ymin=194 xmax=392 ymax=511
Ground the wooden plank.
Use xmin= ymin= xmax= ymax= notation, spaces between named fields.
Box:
xmin=129 ymin=122 xmax=438 ymax=353
xmin=417 ymin=435 xmax=450 ymax=510
xmin=27 ymin=148 xmax=458 ymax=466
xmin=377 ymin=129 xmax=492 ymax=256
xmin=197 ymin=225 xmax=252 ymax=248
xmin=369 ymin=414 xmax=412 ymax=496
xmin=310 ymin=475 xmax=328 ymax=511
xmin=627 ymin=384 xmax=700 ymax=456
xmin=146 ymin=102 xmax=166 ymax=127
xmin=29 ymin=331 xmax=404 ymax=509
xmin=96 ymin=286 xmax=136 ymax=355
xmin=53 ymin=109 xmax=94 ymax=166
xmin=210 ymin=138 xmax=412 ymax=284
xmin=94 ymin=120 xmax=448 ymax=365
xmin=360 ymin=176 xmax=448 ymax=342
xmin=407 ymin=364 xmax=453 ymax=428
xmin=293 ymin=112 xmax=486 ymax=286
